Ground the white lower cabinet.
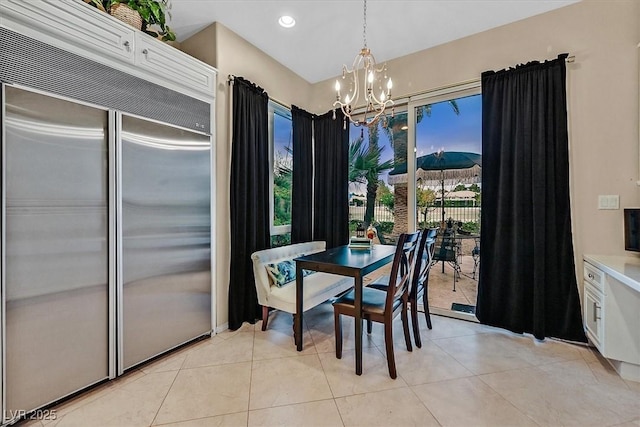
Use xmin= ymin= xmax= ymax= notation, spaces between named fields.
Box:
xmin=583 ymin=256 xmax=640 ymax=382
xmin=583 ymin=281 xmax=604 ymax=350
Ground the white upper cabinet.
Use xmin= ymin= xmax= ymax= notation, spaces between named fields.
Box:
xmin=0 ymin=0 xmax=136 ymax=64
xmin=136 ymin=34 xmax=216 ymax=99
xmin=0 ymin=0 xmax=216 ymax=102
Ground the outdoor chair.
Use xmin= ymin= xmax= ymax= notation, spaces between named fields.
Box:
xmin=431 ymin=227 xmax=461 ymax=291
xmin=333 ymin=231 xmax=420 ymax=379
xmin=471 ymin=236 xmax=480 ymax=279
xmin=376 ymin=229 xmax=398 ymax=246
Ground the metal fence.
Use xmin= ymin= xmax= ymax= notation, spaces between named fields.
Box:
xmin=348 ymin=203 xmax=395 ymax=223
xmin=349 ymin=201 xmax=481 ymax=226
xmin=419 ymin=205 xmax=481 ymax=225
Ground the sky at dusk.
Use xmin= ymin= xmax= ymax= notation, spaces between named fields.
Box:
xmin=416 ymin=94 xmax=482 ymax=158
xmin=273 ymin=93 xmax=482 ymax=178
xmin=357 ymin=93 xmax=482 ymax=165
xmin=273 ymin=112 xmax=292 ymax=168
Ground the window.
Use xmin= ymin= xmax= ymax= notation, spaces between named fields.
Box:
xmin=269 ymin=102 xmax=292 ymax=244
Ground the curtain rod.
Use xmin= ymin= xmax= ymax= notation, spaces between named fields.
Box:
xmin=227 ymin=74 xmax=291 ymax=110
xmin=228 ymin=54 xmax=574 ymax=113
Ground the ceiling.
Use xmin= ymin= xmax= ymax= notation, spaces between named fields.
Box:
xmin=169 ymin=0 xmax=579 ymax=84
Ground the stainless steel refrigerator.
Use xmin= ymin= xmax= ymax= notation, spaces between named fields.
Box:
xmin=3 ymin=86 xmax=111 ymax=413
xmin=1 ymin=85 xmax=212 ymax=416
xmin=120 ymin=114 xmax=211 ymax=371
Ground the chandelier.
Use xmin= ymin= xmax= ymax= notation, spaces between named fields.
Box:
xmin=333 ymin=0 xmax=394 ymax=128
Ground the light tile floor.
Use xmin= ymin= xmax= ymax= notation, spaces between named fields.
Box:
xmin=27 ymin=305 xmax=640 ymax=427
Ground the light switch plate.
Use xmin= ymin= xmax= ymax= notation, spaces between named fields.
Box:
xmin=598 ymin=195 xmax=620 ymax=210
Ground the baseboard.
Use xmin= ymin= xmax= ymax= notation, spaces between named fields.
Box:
xmin=215 ymin=323 xmax=229 ymax=334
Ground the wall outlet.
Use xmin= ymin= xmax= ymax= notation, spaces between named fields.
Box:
xmin=598 ymin=195 xmax=620 ymax=210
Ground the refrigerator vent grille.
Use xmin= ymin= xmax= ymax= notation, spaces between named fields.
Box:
xmin=0 ymin=27 xmax=211 ymax=134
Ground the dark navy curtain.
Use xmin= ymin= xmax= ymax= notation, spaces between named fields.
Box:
xmin=228 ymin=77 xmax=270 ymax=330
xmin=291 ymin=105 xmax=314 ymax=243
xmin=313 ymin=110 xmax=350 ymax=249
xmin=476 ymin=54 xmax=587 ymax=342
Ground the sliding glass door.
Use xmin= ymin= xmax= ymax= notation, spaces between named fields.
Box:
xmin=411 ymin=90 xmax=482 ymax=318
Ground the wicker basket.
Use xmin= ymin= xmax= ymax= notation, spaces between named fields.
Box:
xmin=109 ymin=3 xmax=143 ymax=30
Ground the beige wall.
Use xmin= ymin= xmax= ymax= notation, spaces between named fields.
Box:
xmin=320 ymin=0 xmax=640 ymax=265
xmin=184 ymin=0 xmax=640 ymax=328
xmin=181 ymin=22 xmax=314 ymax=328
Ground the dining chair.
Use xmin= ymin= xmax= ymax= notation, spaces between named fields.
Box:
xmin=332 ymin=231 xmax=421 ymax=379
xmin=368 ymin=228 xmax=438 ymax=348
xmin=412 ymin=228 xmax=438 ymax=343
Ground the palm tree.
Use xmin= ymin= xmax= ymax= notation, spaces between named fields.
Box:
xmin=382 ymin=101 xmax=460 ymax=233
xmin=384 ymin=102 xmax=460 ymax=167
xmin=349 ymin=128 xmax=394 ymax=226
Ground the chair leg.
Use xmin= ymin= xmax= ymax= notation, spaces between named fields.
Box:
xmin=334 ymin=310 xmax=343 ymax=359
xmin=384 ymin=320 xmax=397 ymax=379
xmin=261 ymin=306 xmax=269 ymax=331
xmin=367 ymin=318 xmax=373 ymax=334
xmin=423 ymin=285 xmax=432 ymax=330
xmin=401 ymin=302 xmax=413 ymax=353
xmin=452 ymin=265 xmax=457 ymax=292
xmin=410 ymin=296 xmax=422 ymax=348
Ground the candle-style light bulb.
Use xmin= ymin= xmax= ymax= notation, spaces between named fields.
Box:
xmin=387 ymin=78 xmax=393 ymax=91
xmin=368 ymin=71 xmax=374 ymax=83
xmin=345 ymin=94 xmax=351 ymax=104
xmin=380 ymin=91 xmax=386 ymax=101
xmin=335 ymin=80 xmax=341 ymax=92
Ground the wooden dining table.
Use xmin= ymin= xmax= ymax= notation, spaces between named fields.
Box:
xmin=294 ymin=244 xmax=396 ymax=375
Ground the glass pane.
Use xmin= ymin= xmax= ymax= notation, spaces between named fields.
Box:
xmin=348 ymin=113 xmax=406 ymax=244
xmin=273 ymin=112 xmax=292 ymax=227
xmin=414 ymin=94 xmax=482 ymax=315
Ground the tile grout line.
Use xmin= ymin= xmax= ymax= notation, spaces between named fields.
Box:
xmin=148 ymin=364 xmax=184 ymax=426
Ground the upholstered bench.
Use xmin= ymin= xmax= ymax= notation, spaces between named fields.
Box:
xmin=251 ymin=241 xmax=354 ymax=331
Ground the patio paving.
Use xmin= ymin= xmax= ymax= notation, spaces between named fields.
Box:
xmin=365 ymin=250 xmax=479 ymax=317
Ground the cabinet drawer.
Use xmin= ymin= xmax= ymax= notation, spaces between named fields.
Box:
xmin=0 ymin=0 xmax=135 ymax=64
xmin=135 ymin=34 xmax=216 ymax=99
xmin=584 ymin=261 xmax=605 ymax=292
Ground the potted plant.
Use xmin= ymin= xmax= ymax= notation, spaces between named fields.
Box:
xmin=84 ymin=0 xmax=176 ymax=42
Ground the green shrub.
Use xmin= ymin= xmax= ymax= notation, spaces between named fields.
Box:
xmin=374 ymin=221 xmax=394 ymax=234
xmin=271 ymin=233 xmax=291 ymax=248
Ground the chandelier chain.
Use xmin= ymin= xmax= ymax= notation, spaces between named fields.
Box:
xmin=362 ymin=0 xmax=367 ymax=49
xmin=332 ymin=0 xmax=394 ymax=128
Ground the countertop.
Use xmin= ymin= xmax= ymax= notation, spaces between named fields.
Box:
xmin=583 ymin=254 xmax=640 ymax=293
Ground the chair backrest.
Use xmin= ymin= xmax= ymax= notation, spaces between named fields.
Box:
xmin=432 ymin=228 xmax=457 ymax=262
xmin=410 ymin=228 xmax=438 ymax=298
xmin=385 ymin=231 xmax=421 ymax=310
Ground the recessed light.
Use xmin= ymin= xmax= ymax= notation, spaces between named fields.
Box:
xmin=278 ymin=15 xmax=296 ymax=28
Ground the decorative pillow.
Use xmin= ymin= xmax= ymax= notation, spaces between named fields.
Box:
xmin=265 ymin=260 xmax=315 ymax=287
